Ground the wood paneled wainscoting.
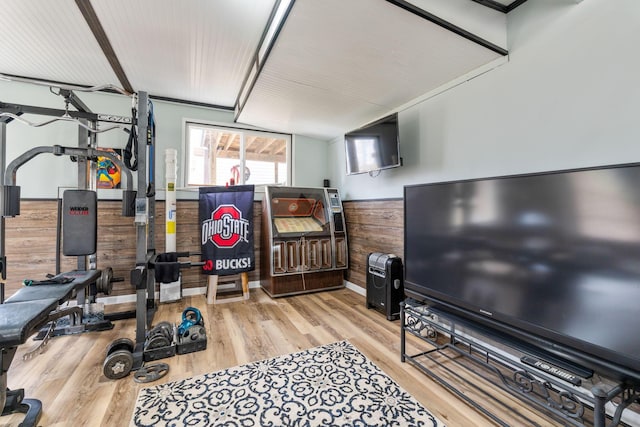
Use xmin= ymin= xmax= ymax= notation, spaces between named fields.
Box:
xmin=1 ymin=199 xmax=263 ymax=300
xmin=342 ymin=198 xmax=403 ymax=291
xmin=3 ymin=197 xmax=401 ymax=300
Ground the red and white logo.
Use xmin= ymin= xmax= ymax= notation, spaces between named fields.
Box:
xmin=201 ymin=204 xmax=250 ymax=248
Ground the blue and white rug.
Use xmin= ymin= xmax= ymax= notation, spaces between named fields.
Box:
xmin=131 ymin=340 xmax=445 ymax=426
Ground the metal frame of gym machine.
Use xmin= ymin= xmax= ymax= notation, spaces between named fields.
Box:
xmin=128 ymin=91 xmax=159 ymax=372
xmin=0 ymin=85 xmax=158 ymax=372
xmin=0 ymin=87 xmax=136 ymax=302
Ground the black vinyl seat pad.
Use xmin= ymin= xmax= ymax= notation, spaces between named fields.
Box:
xmin=4 ymin=270 xmax=101 ymax=304
xmin=0 ymin=270 xmax=103 ymax=347
xmin=0 ymin=298 xmax=59 ymax=347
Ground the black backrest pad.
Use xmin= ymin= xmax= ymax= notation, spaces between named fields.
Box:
xmin=62 ymin=190 xmax=97 ymax=256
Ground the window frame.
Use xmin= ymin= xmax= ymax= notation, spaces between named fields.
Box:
xmin=182 ymin=118 xmax=292 ymax=191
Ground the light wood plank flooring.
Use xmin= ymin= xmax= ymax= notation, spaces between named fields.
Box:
xmin=1 ymin=289 xmax=593 ymax=426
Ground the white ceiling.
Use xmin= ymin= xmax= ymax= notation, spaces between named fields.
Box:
xmin=0 ymin=0 xmax=526 ymax=140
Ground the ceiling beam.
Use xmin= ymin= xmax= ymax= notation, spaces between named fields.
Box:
xmin=258 ymin=137 xmax=278 ymax=154
xmin=148 ymin=95 xmax=234 ymax=111
xmin=471 ymin=0 xmax=529 ymax=13
xmin=507 ymin=0 xmax=529 ymax=12
xmin=471 ymin=0 xmax=508 ymax=13
xmin=385 ymin=0 xmax=508 ymax=56
xmin=74 ymin=0 xmax=134 ymax=94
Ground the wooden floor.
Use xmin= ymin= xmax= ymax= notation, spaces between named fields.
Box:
xmin=0 ymin=288 xmax=595 ymax=427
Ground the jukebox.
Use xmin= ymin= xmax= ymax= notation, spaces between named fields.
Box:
xmin=261 ymin=186 xmax=348 ymax=297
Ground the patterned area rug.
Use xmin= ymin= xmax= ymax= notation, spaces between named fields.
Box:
xmin=131 ymin=341 xmax=445 ymax=426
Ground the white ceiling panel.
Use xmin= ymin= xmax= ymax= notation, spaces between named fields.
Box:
xmin=237 ymin=0 xmax=504 ymax=139
xmin=0 ymin=0 xmax=522 ymax=140
xmin=90 ymin=0 xmax=277 ymax=106
xmin=0 ymin=0 xmax=118 ymax=86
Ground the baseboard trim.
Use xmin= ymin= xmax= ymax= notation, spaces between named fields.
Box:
xmin=95 ymin=280 xmax=364 ymax=305
xmin=96 ymin=280 xmax=262 ymax=305
xmin=345 ymin=280 xmax=365 ymax=296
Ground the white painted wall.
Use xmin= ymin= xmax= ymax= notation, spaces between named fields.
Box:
xmin=329 ymin=0 xmax=640 ymax=200
xmin=5 ymin=1 xmax=637 ymax=203
xmin=293 ymin=134 xmax=330 ymax=188
xmin=0 ymin=80 xmax=329 ymax=199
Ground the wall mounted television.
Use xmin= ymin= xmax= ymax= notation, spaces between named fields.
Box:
xmin=404 ymin=163 xmax=640 ymax=383
xmin=344 ymin=113 xmax=400 ymax=175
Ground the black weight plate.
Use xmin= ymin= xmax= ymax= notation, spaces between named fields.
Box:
xmin=145 ymin=334 xmax=170 ymax=350
xmin=103 ymin=349 xmax=133 ymax=380
xmin=106 ymin=337 xmax=134 ymax=356
xmin=153 ymin=321 xmax=174 ymax=340
xmin=102 ymin=267 xmax=114 ymax=295
xmin=147 ymin=327 xmax=166 ymax=339
xmin=133 ymin=363 xmax=170 ymax=383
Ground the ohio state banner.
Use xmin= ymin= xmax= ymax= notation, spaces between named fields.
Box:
xmin=199 ymin=185 xmax=255 ymax=275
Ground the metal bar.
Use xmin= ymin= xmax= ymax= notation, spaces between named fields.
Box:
xmin=76 ymin=119 xmax=90 ymax=273
xmin=0 ymin=112 xmax=127 ymax=133
xmin=0 ymin=110 xmax=19 ymax=124
xmin=77 ymin=120 xmax=90 ymax=190
xmin=134 ymin=92 xmax=151 ymax=344
xmin=0 ymin=121 xmax=6 ymax=281
xmin=400 ymin=302 xmax=406 ymax=362
xmin=471 ymin=0 xmax=509 ymax=13
xmin=4 ymin=146 xmax=55 ymax=186
xmin=385 ymin=0 xmax=509 ymax=56
xmin=149 ymin=94 xmax=233 ymax=112
xmin=405 ymin=354 xmax=510 ymax=426
xmin=507 ymin=0 xmax=529 ymax=12
xmin=1 ymin=101 xmax=132 ymax=124
xmin=142 ymin=93 xmax=157 ymax=328
xmin=1 ymin=102 xmax=97 ymax=121
xmin=59 ymin=89 xmax=93 ymax=114
xmin=4 ymin=145 xmax=133 ymax=193
xmin=0 ymin=73 xmax=131 ymax=96
xmin=55 ymin=197 xmax=62 ymax=275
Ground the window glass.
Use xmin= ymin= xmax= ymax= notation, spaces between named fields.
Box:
xmin=185 ymin=122 xmax=290 ymax=187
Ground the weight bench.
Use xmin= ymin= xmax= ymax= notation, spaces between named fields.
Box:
xmin=1 ymin=269 xmax=102 ymax=427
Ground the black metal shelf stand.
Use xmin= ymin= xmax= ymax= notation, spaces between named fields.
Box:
xmin=400 ymin=299 xmax=639 ymax=427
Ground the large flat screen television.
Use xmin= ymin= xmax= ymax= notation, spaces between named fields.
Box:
xmin=404 ymin=163 xmax=640 ymax=383
xmin=345 ymin=113 xmax=400 ymax=175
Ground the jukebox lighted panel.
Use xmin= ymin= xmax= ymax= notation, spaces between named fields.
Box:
xmin=261 ymin=186 xmax=348 ymax=297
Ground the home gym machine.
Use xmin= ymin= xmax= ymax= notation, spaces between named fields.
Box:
xmin=0 ymin=83 xmax=160 ymax=426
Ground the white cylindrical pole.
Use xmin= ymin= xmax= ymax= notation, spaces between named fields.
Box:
xmin=165 ymin=149 xmax=178 ymax=252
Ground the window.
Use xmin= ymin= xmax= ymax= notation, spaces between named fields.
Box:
xmin=185 ymin=122 xmax=290 ymax=188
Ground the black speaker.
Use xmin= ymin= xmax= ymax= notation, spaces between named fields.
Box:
xmin=366 ymin=253 xmax=404 ymax=320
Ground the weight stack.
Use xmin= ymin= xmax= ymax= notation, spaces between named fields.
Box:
xmin=366 ymin=253 xmax=404 ymax=321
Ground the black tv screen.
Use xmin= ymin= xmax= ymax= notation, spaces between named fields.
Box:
xmin=404 ymin=163 xmax=640 ymax=382
xmin=345 ymin=113 xmax=400 ymax=175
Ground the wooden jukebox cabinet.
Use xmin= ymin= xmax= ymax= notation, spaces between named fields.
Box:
xmin=261 ymin=186 xmax=348 ymax=297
